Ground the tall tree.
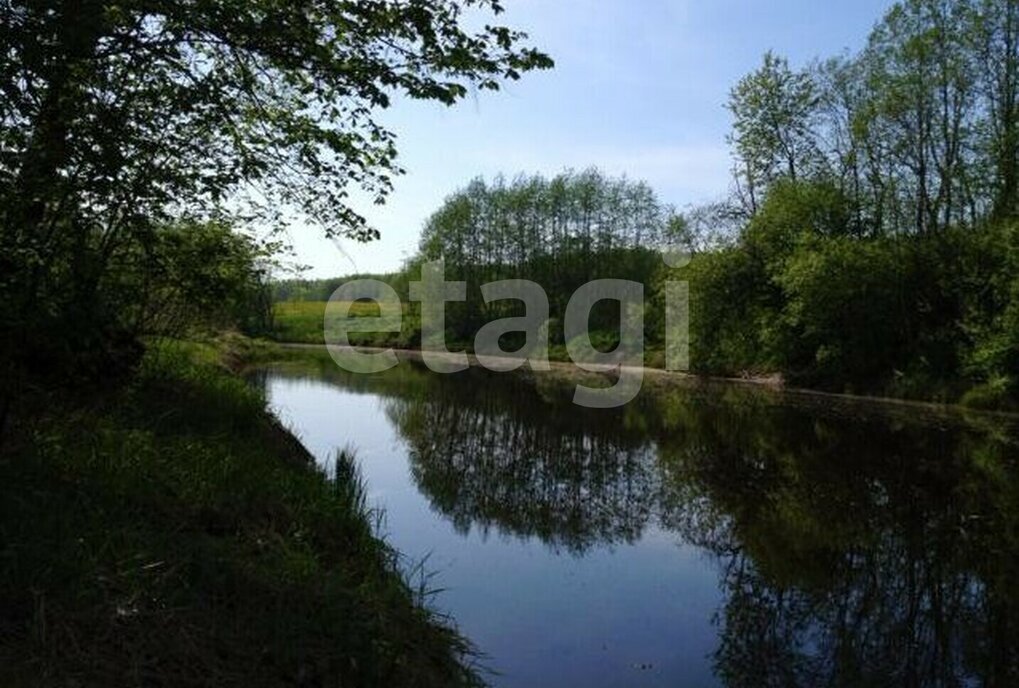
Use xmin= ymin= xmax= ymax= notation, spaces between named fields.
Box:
xmin=855 ymin=0 xmax=978 ymax=233
xmin=727 ymin=52 xmax=823 ymax=215
xmin=972 ymin=0 xmax=1019 ymax=218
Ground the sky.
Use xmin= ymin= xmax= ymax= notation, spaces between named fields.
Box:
xmin=286 ymin=0 xmax=896 ymax=278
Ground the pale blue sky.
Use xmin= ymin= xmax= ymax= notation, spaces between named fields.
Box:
xmin=287 ymin=0 xmax=895 ymax=278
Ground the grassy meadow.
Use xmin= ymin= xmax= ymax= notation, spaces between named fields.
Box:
xmin=272 ymin=301 xmax=421 ymax=350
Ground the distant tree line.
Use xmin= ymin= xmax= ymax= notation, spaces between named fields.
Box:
xmin=274 ymin=273 xmax=409 ymax=303
xmin=419 ymin=169 xmax=671 ymax=271
xmin=416 ymin=169 xmax=677 ymax=341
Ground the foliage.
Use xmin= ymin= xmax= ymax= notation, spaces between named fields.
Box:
xmin=724 ymin=0 xmax=1019 ymax=235
xmin=269 ymin=169 xmax=676 ymax=357
xmin=728 ymin=51 xmax=824 ymax=214
xmin=274 ymin=271 xmax=411 ymax=303
xmin=0 ymin=0 xmax=552 ymax=383
xmin=125 ymin=220 xmax=278 ymax=338
xmin=670 ymin=248 xmax=774 ymax=375
xmin=961 ymin=220 xmax=1019 ymax=402
xmin=420 ymin=169 xmax=671 ymax=272
xmin=772 ymin=235 xmax=910 ymax=389
xmin=664 ymin=175 xmax=1019 ymax=403
xmin=672 ymin=0 xmax=1019 ymax=405
xmin=264 ymin=0 xmax=1019 ymax=407
xmin=418 ymin=168 xmax=675 ymax=341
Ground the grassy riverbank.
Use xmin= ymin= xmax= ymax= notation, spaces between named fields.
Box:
xmin=0 ymin=336 xmax=481 ymax=688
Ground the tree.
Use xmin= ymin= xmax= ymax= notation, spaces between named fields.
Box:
xmin=727 ymin=52 xmax=823 ymax=215
xmin=0 ymin=0 xmax=552 ymax=374
xmin=692 ymin=0 xmax=1019 ymax=404
xmin=971 ymin=0 xmax=1019 ymax=218
xmin=418 ymin=169 xmax=671 ymax=339
xmin=726 ymin=2 xmax=1019 ymax=235
xmin=857 ymin=0 xmax=980 ymax=234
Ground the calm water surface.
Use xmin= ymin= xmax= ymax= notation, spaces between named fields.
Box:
xmin=252 ymin=359 xmax=1019 ymax=687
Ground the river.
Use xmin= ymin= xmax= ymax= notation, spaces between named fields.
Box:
xmin=251 ymin=356 xmax=1019 ymax=687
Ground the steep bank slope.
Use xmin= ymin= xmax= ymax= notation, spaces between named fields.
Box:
xmin=0 ymin=338 xmax=480 ymax=688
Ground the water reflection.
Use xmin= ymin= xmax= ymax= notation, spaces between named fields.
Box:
xmin=653 ymin=394 xmax=1019 ymax=686
xmin=253 ymin=359 xmax=1019 ymax=686
xmin=387 ymin=377 xmax=660 ymax=554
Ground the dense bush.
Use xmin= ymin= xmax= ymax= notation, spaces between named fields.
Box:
xmin=123 ymin=221 xmax=277 ymax=338
xmin=661 ymin=0 xmax=1019 ymax=407
xmin=773 ymin=236 xmax=910 ymax=389
xmin=662 ymin=180 xmax=1019 ymax=404
xmin=672 ymin=248 xmax=774 ymax=375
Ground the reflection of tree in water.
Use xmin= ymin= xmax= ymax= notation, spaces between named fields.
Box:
xmin=256 ymin=362 xmax=668 ymax=554
xmin=385 ymin=368 xmax=662 ymax=554
xmin=258 ymin=362 xmax=1019 ymax=683
xmin=652 ymin=390 xmax=1019 ymax=686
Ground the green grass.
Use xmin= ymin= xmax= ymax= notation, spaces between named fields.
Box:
xmin=270 ymin=301 xmax=667 ymax=366
xmin=0 ymin=338 xmax=482 ymax=688
xmin=272 ymin=301 xmax=421 ymax=349
xmin=272 ymin=301 xmax=372 ymax=344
